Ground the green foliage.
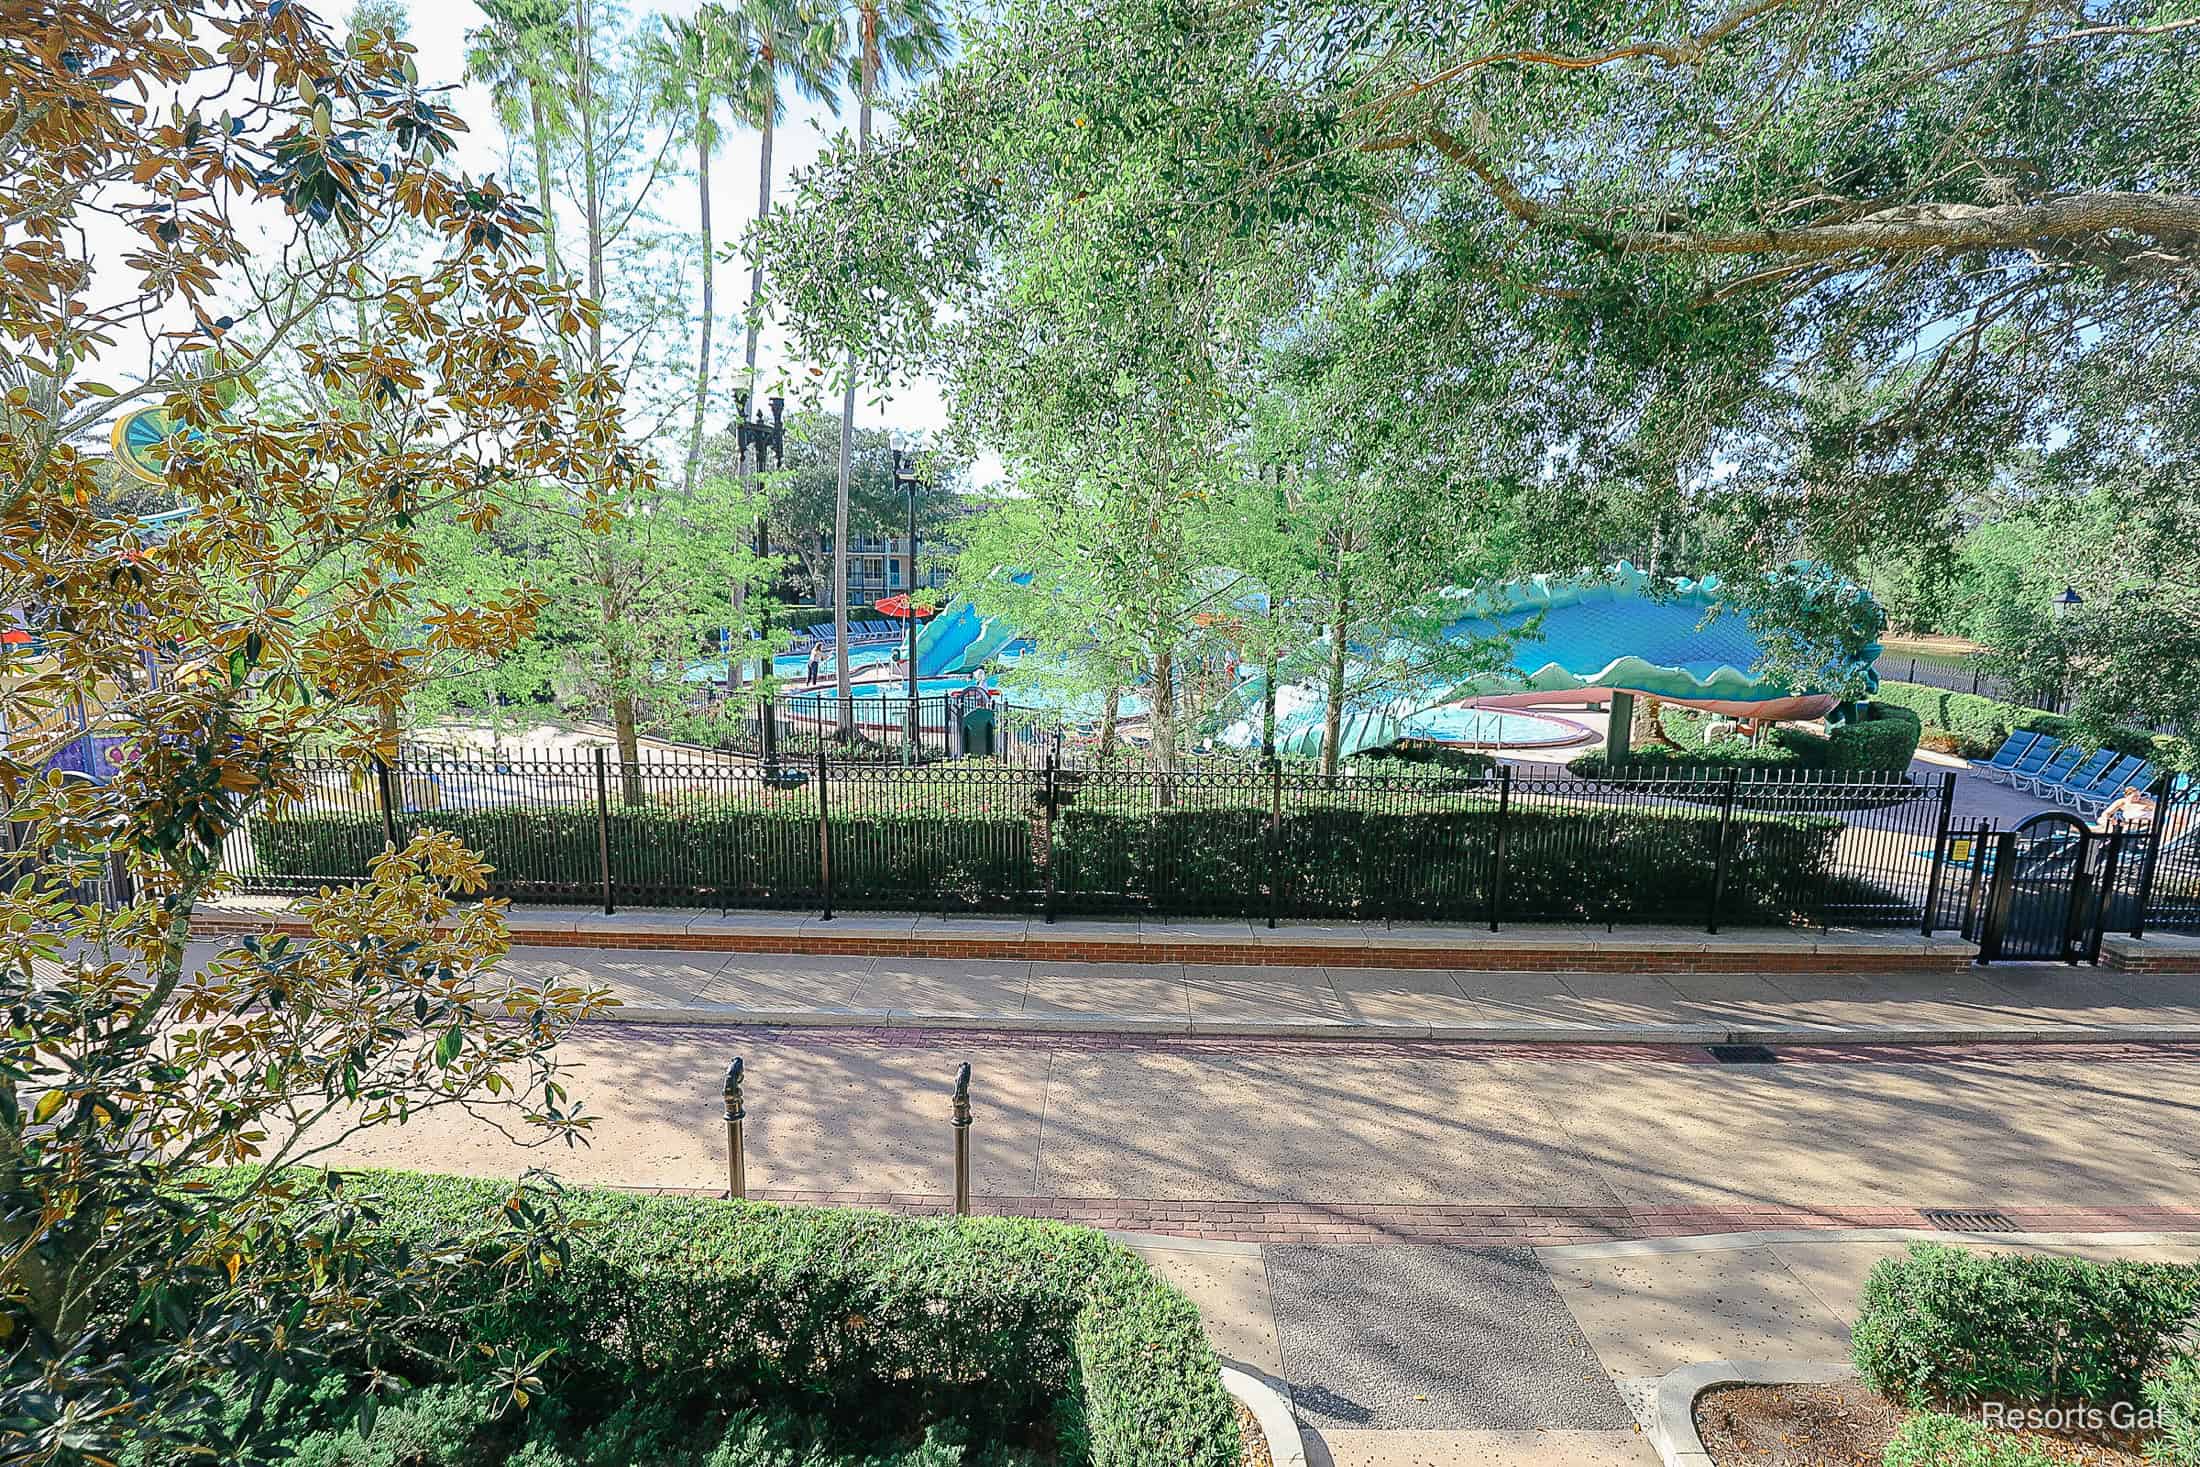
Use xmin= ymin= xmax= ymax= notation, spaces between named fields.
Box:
xmin=319 ymin=1172 xmax=1239 ymax=1467
xmin=1053 ymin=801 xmax=1842 ymax=925
xmin=1822 ymin=707 xmax=1923 ymax=772
xmin=1851 ymin=1244 xmax=2200 ymax=1408
xmin=1881 ymin=1412 xmax=2061 ymax=1467
xmin=286 ymin=1382 xmax=508 ymax=1467
xmin=249 ymin=785 xmax=1848 ymax=924
xmin=1872 ymin=682 xmax=2159 ymax=761
xmin=2145 ymin=1346 xmax=2200 ymax=1467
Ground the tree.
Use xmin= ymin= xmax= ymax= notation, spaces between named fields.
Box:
xmin=647 ymin=7 xmax=743 ymax=495
xmin=465 ymin=0 xmax=575 ymax=280
xmin=826 ymin=0 xmax=950 ymax=713
xmin=0 ymin=3 xmax=647 ymax=1458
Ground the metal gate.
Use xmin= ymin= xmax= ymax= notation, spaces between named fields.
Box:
xmin=1974 ymin=815 xmax=2132 ymax=963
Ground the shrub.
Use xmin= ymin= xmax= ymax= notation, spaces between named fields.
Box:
xmin=340 ymin=1172 xmax=1238 ymax=1467
xmin=1822 ymin=705 xmax=1923 ymax=771
xmin=1882 ymin=1412 xmax=2061 ymax=1467
xmin=1851 ymin=1244 xmax=2200 ymax=1408
xmin=2145 ymin=1346 xmax=2200 ymax=1467
xmin=1872 ymin=682 xmax=2157 ymax=761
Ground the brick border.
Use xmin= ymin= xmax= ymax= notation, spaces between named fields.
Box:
xmin=579 ymin=1189 xmax=2200 ymax=1246
xmin=189 ymin=915 xmax=1980 ymax=976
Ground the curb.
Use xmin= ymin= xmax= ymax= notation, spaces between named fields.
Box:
xmin=1220 ymin=1365 xmax=1305 ymax=1467
xmin=596 ymin=1003 xmax=2200 ymax=1047
xmin=1540 ymin=1226 xmax=2200 ymax=1261
xmin=1647 ymin=1360 xmax=1856 ymax=1466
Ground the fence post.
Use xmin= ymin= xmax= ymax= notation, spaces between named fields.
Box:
xmin=1969 ymin=666 xmax=1981 ymax=695
xmin=592 ymin=747 xmax=614 ymax=915
xmin=1920 ymin=770 xmax=1957 ymax=936
xmin=816 ymin=748 xmax=833 ymax=921
xmin=1042 ymin=756 xmax=1059 ymax=925
xmin=1706 ymin=769 xmax=1739 ymax=934
xmin=2059 ymin=830 xmax=2096 ymax=964
xmin=761 ymin=697 xmax=779 ymax=775
xmin=950 ymin=1062 xmax=973 ymax=1217
xmin=2129 ymin=774 xmax=2172 ymax=938
xmin=1266 ymin=757 xmax=1283 ymax=931
xmin=2088 ymin=832 xmax=2126 ymax=966
xmin=372 ymin=754 xmax=399 ymax=852
xmin=1488 ymin=766 xmax=1511 ymax=932
xmin=1977 ymin=830 xmax=2019 ymax=962
xmin=1959 ymin=818 xmax=1991 ymax=939
xmin=723 ymin=1057 xmax=746 ymax=1200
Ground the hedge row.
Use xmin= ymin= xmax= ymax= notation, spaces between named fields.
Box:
xmin=1053 ymin=803 xmax=1841 ymax=923
xmin=1851 ymin=1243 xmax=2200 ymax=1407
xmin=329 ymin=1171 xmax=1240 ymax=1467
xmin=1571 ymin=702 xmax=1919 ymax=780
xmin=249 ymin=798 xmax=1847 ymax=925
xmin=1871 ymin=680 xmax=2158 ymax=761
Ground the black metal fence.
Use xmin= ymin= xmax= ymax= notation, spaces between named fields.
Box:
xmin=226 ymin=755 xmax=1981 ymax=931
xmin=655 ymin=692 xmax=1076 ymax=767
xmin=1876 ymin=654 xmax=2065 ymax=712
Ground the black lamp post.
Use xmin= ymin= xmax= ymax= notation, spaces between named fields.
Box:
xmin=729 ymin=388 xmax=786 ymax=688
xmin=893 ymin=447 xmax=924 ymax=763
xmin=2052 ymin=586 xmax=2084 ymax=619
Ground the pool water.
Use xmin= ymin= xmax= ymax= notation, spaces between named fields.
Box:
xmin=1400 ymin=705 xmax=1596 ymax=749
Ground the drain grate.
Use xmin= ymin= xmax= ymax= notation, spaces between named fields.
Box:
xmin=1709 ymin=1044 xmax=1779 ymax=1064
xmin=1921 ymin=1209 xmax=2019 ymax=1233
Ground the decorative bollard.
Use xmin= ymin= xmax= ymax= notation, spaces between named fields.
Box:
xmin=951 ymin=1062 xmax=973 ymax=1217
xmin=723 ymin=1057 xmax=746 ymax=1200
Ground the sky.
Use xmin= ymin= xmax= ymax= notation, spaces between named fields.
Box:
xmin=399 ymin=0 xmax=963 ymax=450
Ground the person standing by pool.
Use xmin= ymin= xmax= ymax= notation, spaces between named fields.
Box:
xmin=805 ymin=643 xmax=822 ymax=685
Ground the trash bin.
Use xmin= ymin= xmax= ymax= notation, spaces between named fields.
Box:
xmin=961 ymin=705 xmax=997 ymax=758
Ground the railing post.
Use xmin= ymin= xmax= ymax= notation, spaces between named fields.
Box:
xmin=592 ymin=746 xmax=614 ymax=915
xmin=2088 ymin=832 xmax=2126 ymax=966
xmin=1921 ymin=770 xmax=1957 ymax=935
xmin=1266 ymin=757 xmax=1283 ymax=930
xmin=1488 ymin=766 xmax=1511 ymax=932
xmin=723 ymin=1057 xmax=746 ymax=1200
xmin=2059 ymin=829 xmax=2096 ymax=964
xmin=1959 ymin=818 xmax=1991 ymax=939
xmin=950 ymin=1062 xmax=973 ymax=1217
xmin=816 ymin=748 xmax=833 ymax=921
xmin=1977 ymin=831 xmax=2019 ymax=963
xmin=2129 ymin=774 xmax=2172 ymax=938
xmin=761 ymin=697 xmax=779 ymax=777
xmin=1042 ymin=756 xmax=1059 ymax=925
xmin=372 ymin=754 xmax=400 ymax=852
xmin=1706 ymin=769 xmax=1739 ymax=934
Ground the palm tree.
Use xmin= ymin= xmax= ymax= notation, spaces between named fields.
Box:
xmin=828 ymin=0 xmax=948 ymax=704
xmin=465 ymin=0 xmax=573 ymax=280
xmin=647 ymin=8 xmax=740 ymax=495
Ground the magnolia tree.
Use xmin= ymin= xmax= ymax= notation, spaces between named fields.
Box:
xmin=0 ymin=4 xmax=647 ymax=1460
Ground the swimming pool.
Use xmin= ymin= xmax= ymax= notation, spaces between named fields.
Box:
xmin=1400 ymin=704 xmax=1596 ymax=749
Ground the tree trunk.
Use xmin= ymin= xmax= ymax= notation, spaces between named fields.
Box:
xmin=1098 ymin=684 xmax=1121 ymax=757
xmin=1320 ymin=526 xmax=1351 ymax=781
xmin=683 ymin=108 xmax=713 ymax=496
xmin=577 ymin=0 xmax=602 ymax=371
xmin=528 ymin=85 xmax=560 ymax=279
xmin=612 ymin=692 xmax=644 ymax=806
xmin=828 ymin=15 xmax=877 ymax=734
xmin=729 ymin=110 xmax=775 ymax=696
xmin=1151 ymin=642 xmax=1176 ymax=775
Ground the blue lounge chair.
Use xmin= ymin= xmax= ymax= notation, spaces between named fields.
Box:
xmin=2061 ymin=756 xmax=2147 ymax=813
xmin=2012 ymin=742 xmax=2085 ymax=797
xmin=2028 ymin=747 xmax=2119 ymax=801
xmin=1976 ymin=731 xmax=2043 ymax=779
xmin=1990 ymin=736 xmax=2061 ymax=786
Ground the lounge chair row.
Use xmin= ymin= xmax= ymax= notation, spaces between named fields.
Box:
xmin=794 ymin=620 xmax=911 ymax=648
xmin=1976 ymin=731 xmax=2165 ymax=815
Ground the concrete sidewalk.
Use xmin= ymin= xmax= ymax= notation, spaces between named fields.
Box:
xmin=188 ymin=933 xmax=2200 ymax=1043
xmin=1143 ymin=1228 xmax=2200 ymax=1467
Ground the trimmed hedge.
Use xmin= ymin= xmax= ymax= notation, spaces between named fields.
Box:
xmin=1053 ymin=802 xmax=1842 ymax=924
xmin=249 ymin=792 xmax=1846 ymax=925
xmin=2145 ymin=1346 xmax=2200 ymax=1467
xmin=1872 ymin=681 xmax=2158 ymax=761
xmin=320 ymin=1171 xmax=1240 ymax=1467
xmin=1571 ymin=702 xmax=1917 ymax=780
xmin=1851 ymin=1243 xmax=2200 ymax=1408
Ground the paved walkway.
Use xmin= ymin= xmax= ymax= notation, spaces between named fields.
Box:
xmin=379 ymin=939 xmax=2200 ymax=1041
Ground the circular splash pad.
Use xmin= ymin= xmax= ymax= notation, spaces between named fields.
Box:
xmin=1400 ymin=703 xmax=1596 ymax=749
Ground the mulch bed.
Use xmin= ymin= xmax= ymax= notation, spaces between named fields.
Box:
xmin=1235 ymin=1398 xmax=1274 ymax=1467
xmin=1694 ymin=1382 xmax=2156 ymax=1466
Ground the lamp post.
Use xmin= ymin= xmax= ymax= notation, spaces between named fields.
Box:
xmin=2049 ymin=586 xmax=2083 ymax=711
xmin=729 ymin=388 xmax=786 ymax=692
xmin=893 ymin=447 xmax=923 ymax=764
xmin=2052 ymin=586 xmax=2084 ymax=619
